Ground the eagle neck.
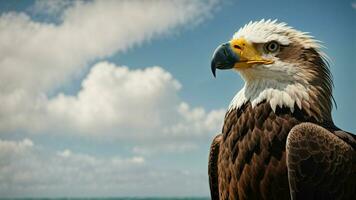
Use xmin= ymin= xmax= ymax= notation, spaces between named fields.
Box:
xmin=228 ymin=78 xmax=309 ymax=115
xmin=228 ymin=77 xmax=333 ymax=123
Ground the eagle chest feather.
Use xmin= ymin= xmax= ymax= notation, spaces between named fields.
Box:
xmin=218 ymin=101 xmax=315 ymax=200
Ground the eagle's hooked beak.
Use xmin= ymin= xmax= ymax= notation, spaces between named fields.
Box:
xmin=211 ymin=38 xmax=274 ymax=77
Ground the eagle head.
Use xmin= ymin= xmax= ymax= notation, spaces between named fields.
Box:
xmin=211 ymin=19 xmax=333 ymax=122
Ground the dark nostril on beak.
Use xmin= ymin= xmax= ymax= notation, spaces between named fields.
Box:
xmin=233 ymin=45 xmax=242 ymax=50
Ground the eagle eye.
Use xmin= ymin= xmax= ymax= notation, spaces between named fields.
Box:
xmin=264 ymin=41 xmax=280 ymax=53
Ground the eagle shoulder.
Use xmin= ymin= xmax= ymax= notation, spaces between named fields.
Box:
xmin=286 ymin=122 xmax=356 ymax=200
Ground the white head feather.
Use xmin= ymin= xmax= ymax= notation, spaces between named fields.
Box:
xmin=228 ymin=19 xmax=328 ymax=114
xmin=233 ymin=19 xmax=321 ymax=49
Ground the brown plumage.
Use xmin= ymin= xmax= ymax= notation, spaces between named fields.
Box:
xmin=208 ymin=20 xmax=356 ymax=200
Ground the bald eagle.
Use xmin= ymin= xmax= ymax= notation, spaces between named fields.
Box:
xmin=208 ymin=20 xmax=356 ymax=200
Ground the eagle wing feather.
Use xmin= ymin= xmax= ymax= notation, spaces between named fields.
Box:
xmin=208 ymin=134 xmax=222 ymax=200
xmin=286 ymin=122 xmax=356 ymax=200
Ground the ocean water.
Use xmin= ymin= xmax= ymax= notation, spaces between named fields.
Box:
xmin=0 ymin=198 xmax=210 ymax=200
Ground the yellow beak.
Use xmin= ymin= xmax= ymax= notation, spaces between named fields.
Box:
xmin=211 ymin=38 xmax=274 ymax=77
xmin=229 ymin=38 xmax=274 ymax=69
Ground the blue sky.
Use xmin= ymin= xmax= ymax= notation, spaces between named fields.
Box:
xmin=0 ymin=0 xmax=355 ymax=197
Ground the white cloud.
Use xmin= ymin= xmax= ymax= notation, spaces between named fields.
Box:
xmin=0 ymin=0 xmax=223 ymax=140
xmin=0 ymin=1 xmax=223 ymax=196
xmin=46 ymin=62 xmax=182 ymax=135
xmin=0 ymin=0 xmax=216 ymax=94
xmin=57 ymin=149 xmax=72 ymax=157
xmin=0 ymin=138 xmax=34 ymax=166
xmin=132 ymin=142 xmax=199 ymax=156
xmin=1 ymin=62 xmax=224 ymax=143
xmin=0 ymin=64 xmax=224 ymax=199
xmin=164 ymin=102 xmax=226 ymax=137
xmin=352 ymin=2 xmax=356 ymax=9
xmin=0 ymin=138 xmax=209 ymax=197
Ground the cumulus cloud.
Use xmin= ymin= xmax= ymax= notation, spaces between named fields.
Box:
xmin=0 ymin=0 xmax=223 ymax=138
xmin=0 ymin=1 xmax=224 ymax=196
xmin=46 ymin=62 xmax=225 ymax=140
xmin=0 ymin=138 xmax=209 ymax=197
xmin=46 ymin=62 xmax=182 ymax=136
xmin=1 ymin=62 xmax=224 ymax=142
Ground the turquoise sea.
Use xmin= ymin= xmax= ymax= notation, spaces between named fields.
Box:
xmin=0 ymin=198 xmax=210 ymax=200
